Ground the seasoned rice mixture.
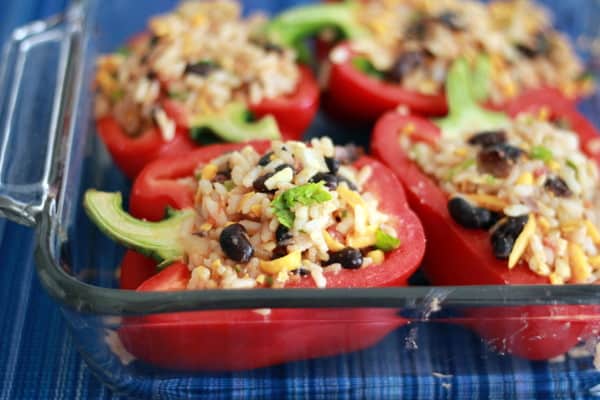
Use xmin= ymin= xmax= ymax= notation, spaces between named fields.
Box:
xmin=177 ymin=138 xmax=400 ymax=289
xmin=94 ymin=0 xmax=299 ymax=139
xmin=334 ymin=0 xmax=592 ymax=103
xmin=401 ymin=112 xmax=600 ymax=284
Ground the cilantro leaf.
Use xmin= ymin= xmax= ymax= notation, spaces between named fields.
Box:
xmin=116 ymin=46 xmax=131 ymax=57
xmin=271 ymin=182 xmax=333 ymax=228
xmin=530 ymin=145 xmax=553 ymax=162
xmin=566 ymin=159 xmax=578 ymax=175
xmin=446 ymin=158 xmax=475 ymax=180
xmin=375 ymin=228 xmax=401 ymax=252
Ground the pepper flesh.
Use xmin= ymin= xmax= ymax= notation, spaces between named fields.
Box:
xmin=371 ymin=59 xmax=600 ymax=360
xmin=117 ymin=140 xmax=426 ymax=371
xmin=265 ymin=2 xmax=449 ymax=119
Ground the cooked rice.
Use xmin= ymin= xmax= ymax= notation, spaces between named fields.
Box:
xmin=333 ymin=0 xmax=592 ymax=103
xmin=175 ymin=138 xmax=399 ymax=289
xmin=94 ymin=0 xmax=299 ymax=138
xmin=401 ymin=111 xmax=600 ymax=284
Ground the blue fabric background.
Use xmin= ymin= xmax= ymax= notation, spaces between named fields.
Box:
xmin=1 ymin=0 xmax=600 ymax=399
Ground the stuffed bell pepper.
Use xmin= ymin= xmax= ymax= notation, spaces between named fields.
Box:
xmin=371 ymin=57 xmax=600 ymax=360
xmin=267 ymin=0 xmax=592 ymax=121
xmin=84 ymin=138 xmax=425 ymax=370
xmin=94 ymin=0 xmax=320 ymax=178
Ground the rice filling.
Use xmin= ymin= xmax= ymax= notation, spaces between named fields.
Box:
xmin=94 ymin=0 xmax=300 ymax=137
xmin=334 ymin=0 xmax=592 ymax=103
xmin=182 ymin=138 xmax=401 ymax=289
xmin=401 ymin=111 xmax=600 ymax=284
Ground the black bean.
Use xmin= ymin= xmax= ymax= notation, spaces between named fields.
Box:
xmin=448 ymin=197 xmax=502 ymax=230
xmin=251 ymin=38 xmax=285 ymax=54
xmin=252 ymin=173 xmax=273 ymax=193
xmin=385 ymin=51 xmax=424 ymax=83
xmin=516 ymin=32 xmax=551 ymax=58
xmin=490 ymin=216 xmax=529 ymax=259
xmin=325 ymin=156 xmax=340 ymax=174
xmin=468 ymin=130 xmax=507 ymax=147
xmin=219 ymin=223 xmax=254 ymax=263
xmin=477 ymin=144 xmax=523 ymax=178
xmin=544 ymin=176 xmax=572 ymax=197
xmin=405 ymin=18 xmax=428 ymax=40
xmin=275 ymin=163 xmax=295 ymax=173
xmin=258 ymin=151 xmax=274 ymax=166
xmin=335 ymin=144 xmax=363 ymax=165
xmin=275 ymin=225 xmax=293 ymax=245
xmin=214 ymin=169 xmax=231 ymax=183
xmin=262 ymin=42 xmax=284 ymax=54
xmin=253 ymin=165 xmax=294 ymax=193
xmin=360 ymin=246 xmax=376 ymax=256
xmin=185 ymin=60 xmax=219 ymax=76
xmin=501 ymin=145 xmax=523 ymax=160
xmin=309 ymin=172 xmax=338 ymax=190
xmin=437 ymin=11 xmax=464 ymax=31
xmin=149 ymin=35 xmax=160 ymax=47
xmin=271 ymin=245 xmax=288 ymax=260
xmin=327 ymin=247 xmax=363 ymax=270
xmin=337 ymin=176 xmax=358 ymax=191
xmin=291 ymin=268 xmax=310 ymax=277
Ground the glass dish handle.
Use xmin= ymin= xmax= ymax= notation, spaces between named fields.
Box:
xmin=0 ymin=8 xmax=81 ymax=227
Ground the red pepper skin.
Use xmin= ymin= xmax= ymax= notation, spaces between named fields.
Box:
xmin=130 ymin=141 xmax=425 ymax=286
xmin=96 ymin=117 xmax=197 ymax=180
xmin=249 ymin=66 xmax=320 ymax=141
xmin=96 ymin=67 xmax=319 ymax=179
xmin=119 ymin=250 xmax=157 ymax=290
xmin=119 ymin=261 xmax=404 ymax=371
xmin=119 ymin=141 xmax=425 ymax=371
xmin=370 ymin=96 xmax=600 ymax=360
xmin=129 ymin=142 xmax=271 ymax=222
xmin=323 ymin=43 xmax=448 ymax=122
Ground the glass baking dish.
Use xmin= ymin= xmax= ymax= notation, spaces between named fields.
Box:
xmin=2 ymin=0 xmax=600 ymax=397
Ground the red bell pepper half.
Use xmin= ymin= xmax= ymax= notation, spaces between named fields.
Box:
xmin=97 ymin=64 xmax=319 ymax=179
xmin=266 ymin=2 xmax=448 ymax=121
xmin=270 ymin=1 xmax=594 ymax=123
xmin=113 ymin=140 xmax=425 ymax=371
xmin=371 ymin=59 xmax=600 ymax=360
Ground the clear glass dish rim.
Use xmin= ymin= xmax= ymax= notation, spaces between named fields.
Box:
xmin=24 ymin=0 xmax=600 ymax=316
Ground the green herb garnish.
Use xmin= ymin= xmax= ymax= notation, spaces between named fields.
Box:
xmin=168 ymin=90 xmax=188 ymax=101
xmin=116 ymin=46 xmax=131 ymax=57
xmin=484 ymin=175 xmax=498 ymax=185
xmin=223 ymin=180 xmax=235 ymax=191
xmin=530 ymin=145 xmax=553 ymax=162
xmin=110 ymin=89 xmax=125 ymax=101
xmin=271 ymin=182 xmax=333 ymax=228
xmin=375 ymin=228 xmax=401 ymax=252
xmin=566 ymin=159 xmax=578 ymax=176
xmin=446 ymin=158 xmax=475 ymax=180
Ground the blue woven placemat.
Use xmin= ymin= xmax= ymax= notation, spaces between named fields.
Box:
xmin=1 ymin=1 xmax=600 ymax=399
